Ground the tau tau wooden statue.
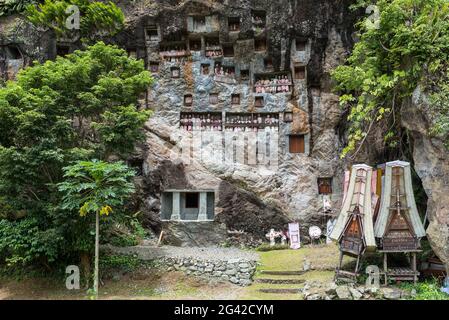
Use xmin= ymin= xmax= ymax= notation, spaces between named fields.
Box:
xmin=374 ymin=160 xmax=426 ymax=284
xmin=330 ymin=164 xmax=377 ymax=281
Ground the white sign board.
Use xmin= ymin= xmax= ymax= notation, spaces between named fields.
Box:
xmin=288 ymin=222 xmax=301 ymax=249
xmin=326 ymin=218 xmax=336 ymax=244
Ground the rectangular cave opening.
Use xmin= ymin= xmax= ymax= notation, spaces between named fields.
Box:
xmin=161 ymin=191 xmax=215 ymax=221
xmin=184 ymin=94 xmax=193 ymax=106
xmin=240 ymin=69 xmax=250 ymax=81
xmin=146 ymin=25 xmax=159 ymax=41
xmin=201 ymin=63 xmax=210 ymax=75
xmin=160 ymin=41 xmax=189 ymax=62
xmin=231 ymin=94 xmax=240 ymax=105
xmin=205 ymin=35 xmax=222 ymax=57
xmin=254 ymin=96 xmax=264 ymax=107
xmin=223 ymin=44 xmax=234 ymax=57
xmin=128 ymin=158 xmax=144 ymax=176
xmin=209 ymin=93 xmax=219 ymax=104
xmin=171 ymin=66 xmax=181 ymax=78
xmin=56 ymin=45 xmax=70 ymax=57
xmin=294 ymin=65 xmax=306 ymax=80
xmin=318 ymin=177 xmax=333 ymax=194
xmin=252 ymin=10 xmax=266 ymax=28
xmin=255 ymin=38 xmax=267 ymax=52
xmin=296 ymin=38 xmax=307 ymax=51
xmin=284 ymin=112 xmax=293 ymax=122
xmin=189 ymin=38 xmax=202 ymax=51
xmin=228 ymin=17 xmax=240 ymax=32
xmin=149 ymin=61 xmax=159 ymax=73
xmin=4 ymin=45 xmax=22 ymax=60
xmin=192 ymin=16 xmax=206 ymax=32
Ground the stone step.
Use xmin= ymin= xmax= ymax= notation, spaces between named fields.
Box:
xmin=259 ymin=270 xmax=308 ymax=276
xmin=258 ymin=288 xmax=302 ymax=294
xmin=255 ymin=278 xmax=305 ymax=284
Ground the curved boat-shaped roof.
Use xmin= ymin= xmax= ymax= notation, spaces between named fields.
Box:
xmin=374 ymin=160 xmax=426 ymax=238
xmin=330 ymin=164 xmax=376 ymax=249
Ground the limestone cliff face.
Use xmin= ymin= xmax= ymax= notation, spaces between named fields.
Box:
xmin=116 ymin=0 xmax=359 ymax=244
xmin=402 ymin=87 xmax=449 ymax=272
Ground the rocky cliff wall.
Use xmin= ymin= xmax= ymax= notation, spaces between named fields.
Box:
xmin=402 ymin=87 xmax=449 ymax=272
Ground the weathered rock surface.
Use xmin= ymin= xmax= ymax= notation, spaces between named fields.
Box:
xmin=402 ymin=86 xmax=449 ymax=272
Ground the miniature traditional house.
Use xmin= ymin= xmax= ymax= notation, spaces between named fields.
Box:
xmin=330 ymin=164 xmax=377 ymax=280
xmin=374 ymin=160 xmax=426 ymax=248
xmin=374 ymin=160 xmax=426 ymax=283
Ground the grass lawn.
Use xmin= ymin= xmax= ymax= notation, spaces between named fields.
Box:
xmin=238 ymin=244 xmax=350 ymax=300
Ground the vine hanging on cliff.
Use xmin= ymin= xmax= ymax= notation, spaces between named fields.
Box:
xmin=332 ymin=0 xmax=449 ymax=158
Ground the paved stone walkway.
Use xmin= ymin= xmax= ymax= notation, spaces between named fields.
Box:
xmin=104 ymin=245 xmax=260 ymax=262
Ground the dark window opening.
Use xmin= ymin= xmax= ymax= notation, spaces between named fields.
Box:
xmin=240 ymin=69 xmax=250 ymax=81
xmin=5 ymin=46 xmax=22 ymax=60
xmin=189 ymin=39 xmax=201 ymax=51
xmin=289 ymin=135 xmax=305 ymax=153
xmin=296 ymin=38 xmax=307 ymax=51
xmin=223 ymin=44 xmax=234 ymax=57
xmin=318 ymin=178 xmax=333 ymax=194
xmin=284 ymin=112 xmax=293 ymax=122
xmin=294 ymin=66 xmax=306 ymax=79
xmin=184 ymin=94 xmax=193 ymax=106
xmin=171 ymin=67 xmax=180 ymax=78
xmin=192 ymin=16 xmax=206 ymax=30
xmin=56 ymin=45 xmax=70 ymax=57
xmin=147 ymin=25 xmax=159 ymax=41
xmin=150 ymin=61 xmax=159 ymax=73
xmin=252 ymin=10 xmax=266 ymax=27
xmin=128 ymin=159 xmax=144 ymax=176
xmin=201 ymin=64 xmax=210 ymax=75
xmin=255 ymin=38 xmax=267 ymax=52
xmin=255 ymin=96 xmax=264 ymax=107
xmin=228 ymin=17 xmax=240 ymax=31
xmin=205 ymin=36 xmax=220 ymax=47
xmin=231 ymin=94 xmax=240 ymax=105
xmin=264 ymin=57 xmax=273 ymax=69
xmin=185 ymin=193 xmax=199 ymax=208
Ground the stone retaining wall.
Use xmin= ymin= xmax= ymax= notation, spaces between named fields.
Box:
xmin=156 ymin=257 xmax=257 ymax=286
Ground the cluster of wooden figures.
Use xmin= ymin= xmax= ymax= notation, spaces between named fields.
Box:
xmin=180 ymin=113 xmax=222 ymax=131
xmin=205 ymin=49 xmax=223 ymax=58
xmin=224 ymin=114 xmax=279 ymax=132
xmin=255 ymin=76 xmax=291 ymax=93
xmin=214 ymin=65 xmax=235 ymax=77
xmin=252 ymin=15 xmax=265 ymax=27
xmin=329 ymin=161 xmax=428 ymax=284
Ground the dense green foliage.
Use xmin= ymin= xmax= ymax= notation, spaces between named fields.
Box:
xmin=332 ymin=0 xmax=449 ymax=157
xmin=26 ymin=0 xmax=124 ymax=40
xmin=0 ymin=0 xmax=37 ymax=17
xmin=0 ymin=42 xmax=153 ymax=268
xmin=400 ymin=279 xmax=449 ymax=300
xmin=58 ymin=160 xmax=135 ymax=218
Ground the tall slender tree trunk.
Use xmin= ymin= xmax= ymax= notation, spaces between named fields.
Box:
xmin=94 ymin=210 xmax=99 ymax=297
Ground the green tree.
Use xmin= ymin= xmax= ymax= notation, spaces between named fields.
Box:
xmin=0 ymin=42 xmax=152 ymax=272
xmin=58 ymin=160 xmax=135 ymax=296
xmin=332 ymin=0 xmax=449 ymax=158
xmin=25 ymin=0 xmax=125 ymax=41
